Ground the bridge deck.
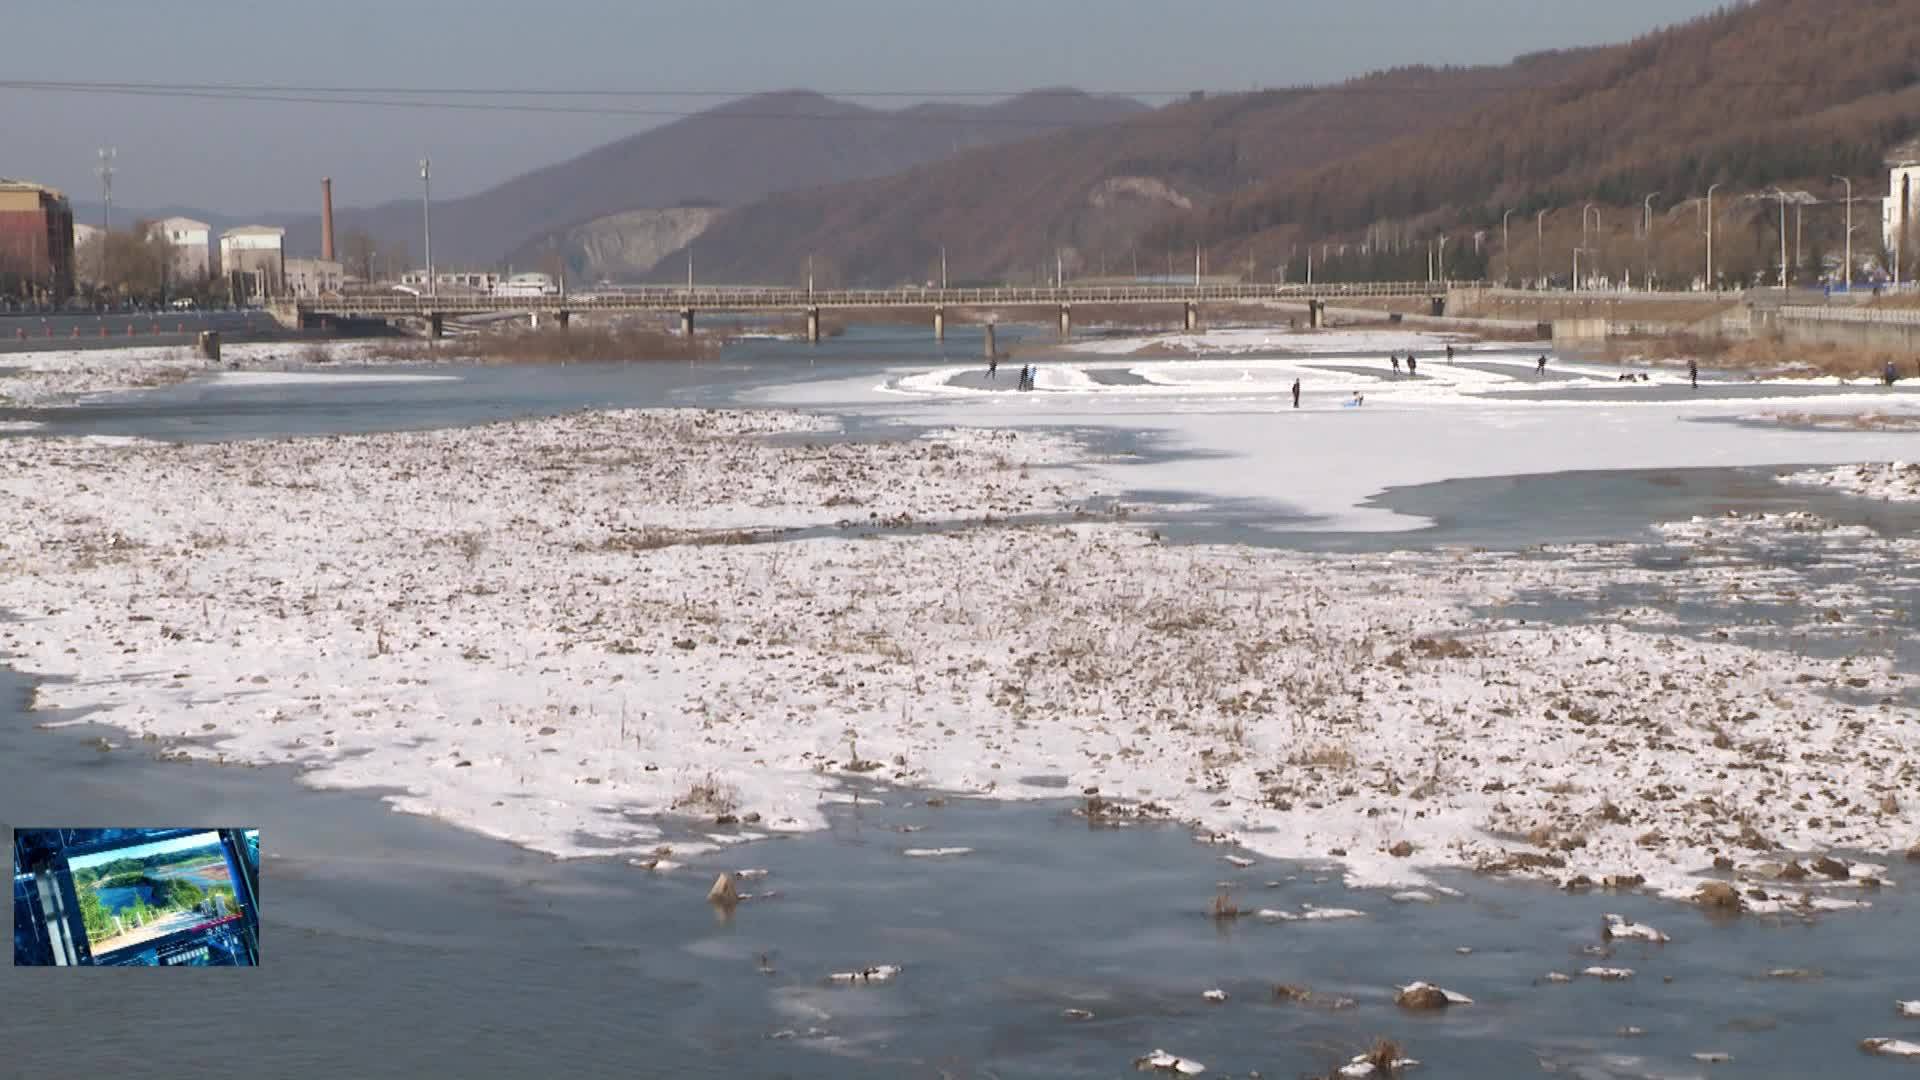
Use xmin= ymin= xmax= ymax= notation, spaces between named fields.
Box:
xmin=278 ymin=281 xmax=1448 ymax=320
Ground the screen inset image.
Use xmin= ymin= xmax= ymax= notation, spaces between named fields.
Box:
xmin=13 ymin=828 xmax=260 ymax=967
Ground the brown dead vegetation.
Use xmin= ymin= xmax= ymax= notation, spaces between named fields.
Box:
xmin=385 ymin=324 xmax=718 ymax=364
xmin=1598 ymin=332 xmax=1913 ymax=379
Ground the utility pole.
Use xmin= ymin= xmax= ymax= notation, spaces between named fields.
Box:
xmin=419 ymin=156 xmax=434 ymax=299
xmin=1833 ymin=175 xmax=1854 ymax=290
xmin=1194 ymin=245 xmax=1201 ymax=288
xmin=96 ymin=147 xmax=115 ymax=291
xmin=1056 ymin=249 xmax=1063 ymax=290
xmin=1438 ymin=234 xmax=1448 ymax=285
xmin=941 ymin=245 xmax=948 ymax=290
xmin=1643 ymin=193 xmax=1659 ymax=290
xmin=1794 ymin=201 xmax=1803 ymax=282
xmin=1502 ymin=208 xmax=1516 ymax=286
xmin=1705 ymin=182 xmax=1722 ymax=291
xmin=1536 ymin=209 xmax=1548 ymax=288
xmin=807 ymin=255 xmax=814 ymax=301
xmin=1777 ymin=189 xmax=1789 ymax=290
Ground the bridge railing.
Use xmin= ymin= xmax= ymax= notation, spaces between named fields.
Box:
xmin=290 ymin=280 xmax=1457 ymax=317
xmin=1777 ymin=304 xmax=1920 ymax=326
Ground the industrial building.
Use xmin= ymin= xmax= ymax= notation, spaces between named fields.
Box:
xmin=0 ymin=179 xmax=76 ymax=302
xmin=148 ymin=216 xmax=212 ymax=283
xmin=284 ymin=256 xmax=344 ymax=298
xmin=219 ymin=225 xmax=286 ymax=302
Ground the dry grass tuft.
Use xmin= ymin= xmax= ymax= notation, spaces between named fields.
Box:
xmin=586 ymin=528 xmax=759 ymax=552
xmin=1291 ymin=743 xmax=1356 ymax=770
xmin=672 ymin=772 xmax=740 ymax=816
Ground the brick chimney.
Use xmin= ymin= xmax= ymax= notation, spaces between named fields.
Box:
xmin=321 ymin=177 xmax=336 ymax=263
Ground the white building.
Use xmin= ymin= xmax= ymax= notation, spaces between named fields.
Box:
xmin=148 ymin=216 xmax=211 ymax=282
xmin=284 ymin=257 xmax=344 ymax=298
xmin=399 ymin=269 xmax=503 ymax=294
xmin=219 ymin=226 xmax=286 ymax=301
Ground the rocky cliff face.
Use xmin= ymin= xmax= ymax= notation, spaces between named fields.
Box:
xmin=525 ymin=207 xmax=724 ymax=283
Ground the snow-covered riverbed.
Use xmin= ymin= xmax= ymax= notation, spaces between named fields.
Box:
xmin=3 ymin=400 xmax=1915 ymax=900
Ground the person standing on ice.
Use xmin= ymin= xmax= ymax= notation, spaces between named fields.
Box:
xmin=1391 ymin=355 xmax=1401 ymax=375
xmin=1291 ymin=378 xmax=1301 ymax=409
xmin=989 ymin=356 xmax=999 ymax=380
xmin=1886 ymin=360 xmax=1899 ymax=387
xmin=1536 ymin=355 xmax=1548 ymax=376
xmin=1688 ymin=358 xmax=1699 ymax=389
xmin=1446 ymin=344 xmax=1456 ymax=364
xmin=1407 ymin=354 xmax=1418 ymax=377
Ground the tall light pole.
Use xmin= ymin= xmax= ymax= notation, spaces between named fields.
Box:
xmin=96 ymin=148 xmax=115 ymax=292
xmin=1833 ymin=175 xmax=1854 ymax=290
xmin=940 ymin=245 xmax=948 ymax=290
xmin=1643 ymin=193 xmax=1660 ymax=290
xmin=1502 ymin=208 xmax=1516 ymax=286
xmin=1437 ymin=234 xmax=1448 ymax=285
xmin=419 ymin=156 xmax=434 ymax=299
xmin=1536 ymin=209 xmax=1548 ymax=288
xmin=1776 ymin=189 xmax=1789 ymax=290
xmin=1705 ymin=182 xmax=1722 ymax=291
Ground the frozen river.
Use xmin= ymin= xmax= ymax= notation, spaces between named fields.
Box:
xmin=4 ymin=324 xmax=1919 ymax=1075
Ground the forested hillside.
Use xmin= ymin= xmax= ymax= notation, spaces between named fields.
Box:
xmin=1160 ymin=0 xmax=1920 ymax=284
xmin=650 ymin=57 xmax=1580 ymax=286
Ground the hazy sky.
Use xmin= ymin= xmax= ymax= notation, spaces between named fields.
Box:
xmin=5 ymin=0 xmax=1728 ymax=216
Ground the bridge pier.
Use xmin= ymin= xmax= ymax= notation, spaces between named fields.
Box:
xmin=1183 ymin=302 xmax=1198 ymax=332
xmin=805 ymin=306 xmax=821 ymax=345
xmin=1058 ymin=304 xmax=1071 ymax=341
xmin=983 ymin=322 xmax=997 ymax=359
xmin=558 ymin=310 xmax=572 ymax=331
xmin=1307 ymin=300 xmax=1325 ymax=329
xmin=428 ymin=313 xmax=445 ymax=340
xmin=680 ymin=308 xmax=695 ymax=338
xmin=933 ymin=306 xmax=945 ymax=342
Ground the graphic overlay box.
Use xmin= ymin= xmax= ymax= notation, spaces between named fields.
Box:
xmin=12 ymin=828 xmax=260 ymax=966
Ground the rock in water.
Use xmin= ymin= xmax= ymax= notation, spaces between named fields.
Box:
xmin=827 ymin=964 xmax=899 ymax=984
xmin=707 ymin=872 xmax=740 ymax=908
xmin=1602 ymin=913 xmax=1669 ymax=943
xmin=1134 ymin=1048 xmax=1206 ymax=1074
xmin=1695 ymin=882 xmax=1742 ymax=912
xmin=1396 ymin=981 xmax=1469 ymax=1009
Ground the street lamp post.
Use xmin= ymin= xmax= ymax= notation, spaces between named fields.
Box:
xmin=1832 ymin=175 xmax=1854 ymax=290
xmin=1704 ymin=183 xmax=1723 ymax=291
xmin=1643 ymin=193 xmax=1660 ymax=289
xmin=419 ymin=156 xmax=434 ymax=299
xmin=1776 ymin=189 xmax=1790 ymax=290
xmin=1502 ymin=208 xmax=1516 ymax=286
xmin=1536 ymin=209 xmax=1548 ymax=289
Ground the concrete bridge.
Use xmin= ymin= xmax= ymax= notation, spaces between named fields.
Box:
xmin=270 ymin=280 xmax=1449 ymax=348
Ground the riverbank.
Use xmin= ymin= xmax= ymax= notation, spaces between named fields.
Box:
xmin=2 ymin=408 xmax=1914 ymax=901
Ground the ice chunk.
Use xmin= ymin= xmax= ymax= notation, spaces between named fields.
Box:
xmin=1135 ymin=1048 xmax=1206 ymax=1074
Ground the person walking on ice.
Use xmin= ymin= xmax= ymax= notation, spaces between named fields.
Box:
xmin=1688 ymin=358 xmax=1699 ymax=389
xmin=1407 ymin=354 xmax=1418 ymax=376
xmin=1536 ymin=355 xmax=1548 ymax=376
xmin=1391 ymin=355 xmax=1401 ymax=375
xmin=988 ymin=356 xmax=999 ymax=380
xmin=1291 ymin=378 xmax=1301 ymax=409
xmin=1446 ymin=344 xmax=1456 ymax=364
